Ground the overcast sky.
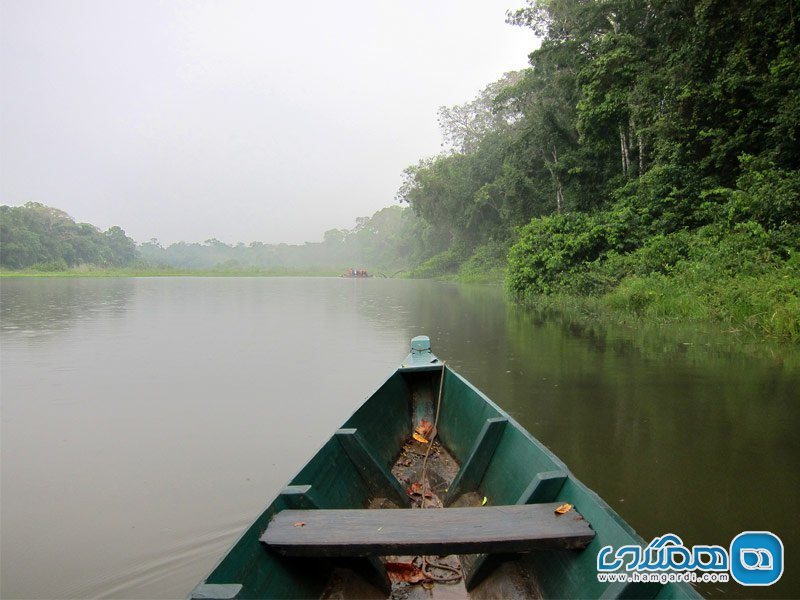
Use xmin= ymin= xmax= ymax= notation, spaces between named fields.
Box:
xmin=1 ymin=0 xmax=537 ymax=245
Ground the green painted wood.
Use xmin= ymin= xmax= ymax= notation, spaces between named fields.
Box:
xmin=279 ymin=485 xmax=322 ymax=510
xmin=518 ymin=470 xmax=568 ymax=504
xmin=335 ymin=428 xmax=410 ymax=507
xmin=272 ymin=484 xmax=390 ymax=595
xmin=195 ymin=341 xmax=701 ymax=600
xmin=342 ymin=372 xmax=411 ymax=470
xmin=462 ymin=470 xmax=569 ymax=590
xmin=290 ymin=437 xmax=374 ymax=509
xmin=480 ymin=425 xmax=563 ymax=505
xmin=202 ymin=493 xmax=331 ymax=600
xmin=444 ymin=417 xmax=507 ymax=505
xmin=262 ymin=504 xmax=595 ymax=557
xmin=436 ymin=369 xmax=503 ymax=465
xmin=521 ymin=477 xmax=667 ymax=599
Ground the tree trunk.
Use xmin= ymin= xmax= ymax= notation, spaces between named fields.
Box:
xmin=542 ymin=146 xmax=563 ymax=214
xmin=552 ymin=145 xmax=562 ymax=214
xmin=619 ymin=126 xmax=630 ymax=176
xmin=638 ymin=133 xmax=645 ymax=174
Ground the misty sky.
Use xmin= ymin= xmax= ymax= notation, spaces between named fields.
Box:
xmin=1 ymin=1 xmax=537 ymax=245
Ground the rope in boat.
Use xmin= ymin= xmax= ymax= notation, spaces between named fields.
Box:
xmin=414 ymin=361 xmax=463 ymax=584
xmin=421 ymin=361 xmax=462 ymax=583
xmin=419 ymin=361 xmax=446 ymax=498
xmin=422 ymin=555 xmax=462 ymax=583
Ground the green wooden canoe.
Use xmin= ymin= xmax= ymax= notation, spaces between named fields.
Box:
xmin=192 ymin=337 xmax=701 ymax=599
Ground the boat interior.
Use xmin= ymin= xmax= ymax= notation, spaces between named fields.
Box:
xmin=194 ymin=342 xmax=697 ymax=600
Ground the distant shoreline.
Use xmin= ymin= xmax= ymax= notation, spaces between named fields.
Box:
xmin=0 ymin=268 xmax=343 ymax=278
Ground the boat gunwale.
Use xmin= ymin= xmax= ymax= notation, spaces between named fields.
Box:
xmin=195 ymin=357 xmax=701 ymax=599
xmin=445 ymin=368 xmax=646 ymax=544
xmin=194 ymin=363 xmax=413 ymax=586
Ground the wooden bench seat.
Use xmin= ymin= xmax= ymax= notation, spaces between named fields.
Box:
xmin=261 ymin=503 xmax=594 ymax=557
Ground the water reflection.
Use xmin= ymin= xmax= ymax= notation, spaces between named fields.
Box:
xmin=0 ymin=278 xmax=797 ymax=599
xmin=0 ymin=278 xmax=134 ymax=340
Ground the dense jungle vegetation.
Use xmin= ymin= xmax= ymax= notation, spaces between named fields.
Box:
xmin=136 ymin=205 xmax=423 ymax=274
xmin=2 ymin=0 xmax=798 ymax=339
xmin=396 ymin=0 xmax=800 ymax=339
xmin=0 ymin=202 xmax=424 ymax=275
xmin=0 ymin=203 xmax=137 ymax=270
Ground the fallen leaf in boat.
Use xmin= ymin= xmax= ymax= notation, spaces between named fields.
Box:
xmin=412 ymin=432 xmax=429 ymax=444
xmin=385 ymin=561 xmax=427 ymax=583
xmin=481 ymin=496 xmax=488 ymax=506
xmin=415 ymin=419 xmax=434 ymax=439
xmin=554 ymin=503 xmax=573 ymax=515
xmin=406 ymin=482 xmax=433 ymax=498
xmin=292 ymin=521 xmax=306 ymax=527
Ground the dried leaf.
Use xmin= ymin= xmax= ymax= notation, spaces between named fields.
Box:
xmin=412 ymin=432 xmax=429 ymax=444
xmin=406 ymin=482 xmax=432 ymax=498
xmin=292 ymin=521 xmax=306 ymax=527
xmin=385 ymin=562 xmax=427 ymax=583
xmin=415 ymin=419 xmax=434 ymax=439
xmin=554 ymin=503 xmax=573 ymax=515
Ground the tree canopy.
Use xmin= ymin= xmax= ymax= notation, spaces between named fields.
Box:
xmin=0 ymin=203 xmax=137 ymax=269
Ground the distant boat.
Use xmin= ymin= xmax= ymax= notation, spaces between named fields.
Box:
xmin=191 ymin=337 xmax=700 ymax=599
xmin=341 ymin=268 xmax=372 ymax=278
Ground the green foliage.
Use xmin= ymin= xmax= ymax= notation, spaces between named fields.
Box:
xmin=5 ymin=0 xmax=798 ymax=341
xmin=604 ymin=261 xmax=800 ymax=341
xmin=507 ymin=210 xmax=635 ymax=295
xmin=0 ymin=203 xmax=138 ymax=269
xmin=139 ymin=205 xmax=425 ymax=274
xmin=408 ymin=243 xmax=471 ymax=279
xmin=456 ymin=239 xmax=510 ymax=283
xmin=727 ymin=155 xmax=800 ymax=229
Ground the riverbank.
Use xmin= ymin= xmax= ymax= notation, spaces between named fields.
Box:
xmin=519 ymin=278 xmax=800 ymax=345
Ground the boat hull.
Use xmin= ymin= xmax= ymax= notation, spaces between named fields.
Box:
xmin=194 ymin=355 xmax=701 ymax=599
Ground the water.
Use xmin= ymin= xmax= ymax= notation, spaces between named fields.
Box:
xmin=1 ymin=277 xmax=798 ymax=599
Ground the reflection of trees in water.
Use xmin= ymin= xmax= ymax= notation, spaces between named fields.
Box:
xmin=501 ymin=299 xmax=800 ymax=590
xmin=351 ymin=280 xmax=512 ymax=370
xmin=0 ymin=278 xmax=134 ymax=339
xmin=510 ymin=304 xmax=800 ymax=369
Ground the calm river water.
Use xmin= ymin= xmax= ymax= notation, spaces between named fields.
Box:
xmin=1 ymin=277 xmax=798 ymax=599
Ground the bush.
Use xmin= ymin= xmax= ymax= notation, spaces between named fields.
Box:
xmin=727 ymin=155 xmax=800 ymax=229
xmin=457 ymin=239 xmax=510 ymax=283
xmin=409 ymin=243 xmax=470 ymax=278
xmin=32 ymin=259 xmax=69 ymax=272
xmin=506 ymin=209 xmax=640 ymax=295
